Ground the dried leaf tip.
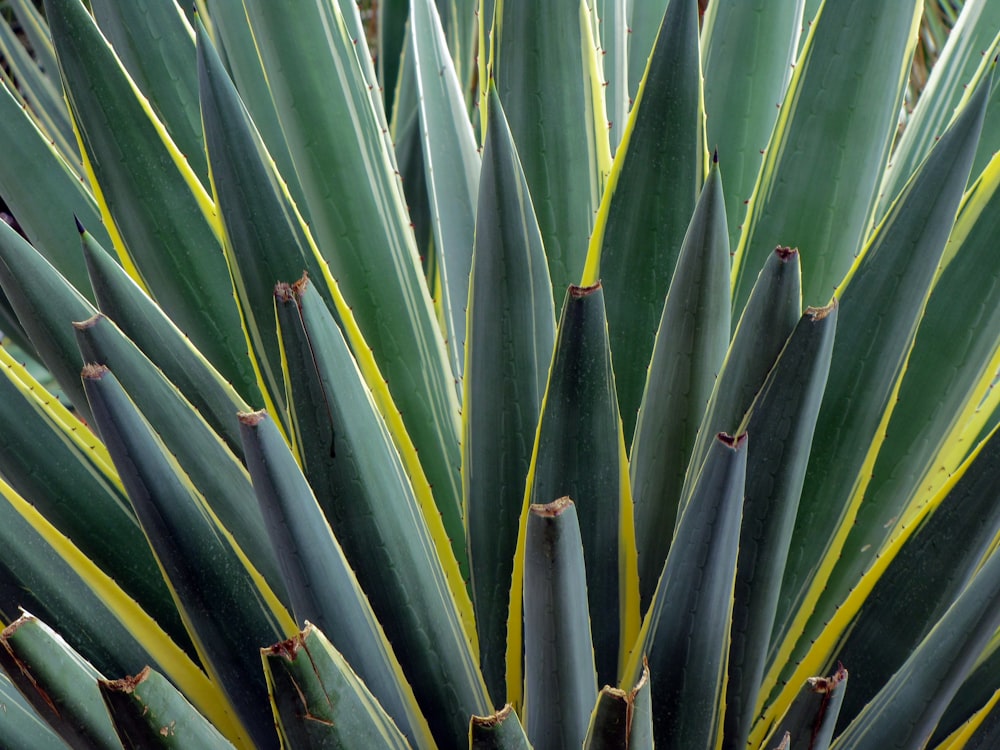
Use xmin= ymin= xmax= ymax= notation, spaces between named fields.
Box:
xmin=774 ymin=246 xmax=798 ymax=261
xmin=81 ymin=363 xmax=109 ymax=380
xmin=805 ymin=298 xmax=837 ymax=321
xmin=274 ymin=273 xmax=310 ymax=302
xmin=73 ymin=313 xmax=103 ymax=330
xmin=530 ymin=496 xmax=575 ymax=517
xmin=807 ymin=663 xmax=847 ymax=693
xmin=237 ymin=410 xmax=267 ymax=427
xmin=1 ymin=612 xmax=35 ymax=639
xmin=716 ymin=432 xmax=748 ymax=449
xmin=471 ymin=704 xmax=515 ymax=728
xmin=100 ymin=666 xmax=151 ymax=694
xmin=569 ymin=281 xmax=602 ymax=298
xmin=264 ymin=625 xmax=312 ymax=661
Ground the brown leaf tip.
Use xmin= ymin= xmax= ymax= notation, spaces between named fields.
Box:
xmin=569 ymin=281 xmax=602 ymax=298
xmin=264 ymin=626 xmax=311 ymax=662
xmin=716 ymin=432 xmax=748 ymax=449
xmin=805 ymin=298 xmax=837 ymax=321
xmin=530 ymin=496 xmax=574 ymax=517
xmin=72 ymin=313 xmax=103 ymax=330
xmin=1 ymin=612 xmax=35 ymax=640
xmin=81 ymin=363 xmax=109 ymax=380
xmin=101 ymin=666 xmax=151 ymax=694
xmin=237 ymin=410 xmax=268 ymax=427
xmin=807 ymin=663 xmax=847 ymax=694
xmin=471 ymin=703 xmax=515 ymax=728
xmin=774 ymin=246 xmax=798 ymax=261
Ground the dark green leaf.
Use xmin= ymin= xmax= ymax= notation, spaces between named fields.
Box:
xmin=470 ymin=705 xmax=531 ymax=750
xmin=761 ymin=666 xmax=847 ymax=750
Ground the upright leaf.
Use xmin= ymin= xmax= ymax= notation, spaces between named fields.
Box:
xmin=731 ymin=0 xmax=922 ymax=314
xmin=470 ymin=705 xmax=531 ymax=750
xmin=760 ymin=666 xmax=848 ymax=750
xmin=491 ymin=0 xmax=612 ymax=294
xmin=582 ymin=0 xmax=705 ymax=441
xmin=464 ymin=87 xmax=555 ymax=705
xmin=630 ymin=163 xmax=730 ymax=612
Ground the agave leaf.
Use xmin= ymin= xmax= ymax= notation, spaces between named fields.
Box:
xmin=239 ymin=0 xmax=464 ymax=540
xmin=0 ymin=670 xmax=65 ymax=750
xmin=509 ymin=283 xmax=639 ymax=694
xmin=463 ymin=85 xmax=555 ymax=705
xmin=262 ymin=624 xmax=412 ymax=750
xmin=0 ymin=80 xmax=105 ymax=299
xmin=731 ymin=0 xmax=922 ymax=314
xmin=89 ymin=0 xmax=207 ymax=185
xmin=202 ymin=0 xmax=306 ymax=213
xmin=593 ymin=0 xmax=628 ymax=152
xmin=761 ymin=666 xmax=847 ymax=750
xmin=274 ymin=280 xmax=488 ymax=748
xmin=490 ymin=0 xmax=612 ymax=294
xmin=627 ymin=432 xmax=746 ymax=750
xmin=238 ymin=410 xmax=433 ymax=749
xmin=0 ymin=613 xmax=119 ymax=750
xmin=681 ymin=246 xmax=802 ymax=506
xmin=877 ymin=0 xmax=1000 ymax=218
xmin=0 ymin=477 xmax=231 ymax=740
xmin=832 ymin=546 xmax=1000 ymax=749
xmin=816 ymin=145 xmax=1000 ymax=663
xmin=0 ymin=345 xmax=185 ymax=652
xmin=624 ymin=0 xmax=668 ymax=101
xmin=831 ymin=423 xmax=1000 ymax=729
xmin=5 ymin=0 xmax=61 ymax=110
xmin=582 ymin=662 xmax=652 ymax=750
xmin=934 ymin=650 xmax=1000 ymax=745
xmin=725 ymin=301 xmax=837 ymax=750
xmin=196 ymin=20 xmax=322 ymax=425
xmin=43 ymin=0 xmax=258 ymax=401
xmin=0 ymin=9 xmax=76 ymax=168
xmin=73 ymin=314 xmax=285 ymax=601
xmin=522 ymin=498 xmax=598 ymax=750
xmin=0 ymin=218 xmax=94 ymax=420
xmin=701 ymin=0 xmax=804 ymax=252
xmin=80 ymin=227 xmax=253 ymax=455
xmin=470 ymin=705 xmax=531 ymax=750
xmin=763 ymin=63 xmax=992 ymax=714
xmin=630 ymin=163 xmax=730 ymax=612
xmin=946 ymin=689 xmax=1000 ymax=750
xmin=81 ymin=365 xmax=292 ymax=749
xmin=582 ymin=0 xmax=705 ymax=442
xmin=99 ymin=667 xmax=235 ymax=750
xmin=410 ymin=0 xmax=480 ymax=378
xmin=380 ymin=0 xmax=409 ymax=122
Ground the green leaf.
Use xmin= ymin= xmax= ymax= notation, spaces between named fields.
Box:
xmin=239 ymin=0 xmax=464 ymax=538
xmin=0 ymin=477 xmax=232 ymax=742
xmin=80 ymin=226 xmax=253 ymax=456
xmin=510 ymin=283 xmax=638 ymax=694
xmin=0 ymin=218 xmax=95 ymax=421
xmin=238 ymin=410 xmax=433 ymax=749
xmin=582 ymin=0 xmax=705 ymax=442
xmin=761 ymin=666 xmax=847 ymax=750
xmin=624 ymin=0 xmax=667 ymax=101
xmin=593 ymin=0 xmax=628 ymax=152
xmin=731 ymin=0 xmax=922 ymax=314
xmin=522 ymin=498 xmax=597 ymax=750
xmin=0 ymin=670 xmax=66 ymax=750
xmin=410 ymin=0 xmax=480 ymax=378
xmin=73 ymin=314 xmax=285 ymax=602
xmin=463 ymin=86 xmax=555 ymax=705
xmin=725 ymin=301 xmax=837 ymax=750
xmin=379 ymin=0 xmax=409 ymax=122
xmin=0 ymin=343 xmax=185 ymax=654
xmin=262 ymin=624 xmax=412 ymax=750
xmin=764 ymin=62 xmax=992 ymax=710
xmin=89 ymin=0 xmax=208 ymax=185
xmin=81 ymin=365 xmax=291 ymax=749
xmin=0 ymin=80 xmax=106 ymax=300
xmin=583 ymin=662 xmax=652 ymax=750
xmin=629 ymin=163 xmax=731 ymax=612
xmin=491 ymin=0 xmax=612 ymax=294
xmin=469 ymin=705 xmax=531 ymax=750
xmin=0 ymin=613 xmax=119 ymax=750
xmin=100 ymin=667 xmax=235 ymax=750
xmin=702 ymin=0 xmax=804 ymax=252
xmin=681 ymin=246 xmax=802 ymax=508
xmin=274 ymin=280 xmax=488 ymax=748
xmin=876 ymin=0 xmax=1000 ymax=218
xmin=627 ymin=432 xmax=746 ymax=749
xmin=831 ymin=423 xmax=1000 ymax=729
xmin=43 ymin=0 xmax=257 ymax=402
xmin=832 ymin=545 xmax=1000 ymax=750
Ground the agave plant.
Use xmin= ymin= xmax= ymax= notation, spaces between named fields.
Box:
xmin=0 ymin=0 xmax=999 ymax=747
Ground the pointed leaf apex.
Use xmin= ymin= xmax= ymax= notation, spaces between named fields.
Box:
xmin=713 ymin=148 xmax=719 ymax=164
xmin=73 ymin=215 xmax=86 ymax=235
